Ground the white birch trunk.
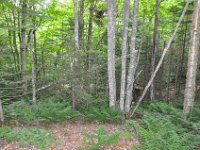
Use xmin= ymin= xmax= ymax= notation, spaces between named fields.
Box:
xmin=125 ymin=0 xmax=139 ymax=113
xmin=29 ymin=0 xmax=36 ymax=105
xmin=183 ymin=0 xmax=200 ymax=117
xmin=107 ymin=0 xmax=117 ymax=108
xmin=120 ymin=0 xmax=130 ymax=112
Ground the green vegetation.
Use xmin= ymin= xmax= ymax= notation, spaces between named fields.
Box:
xmin=126 ymin=102 xmax=200 ymax=150
xmin=82 ymin=127 xmax=121 ymax=150
xmin=0 ymin=127 xmax=53 ymax=149
xmin=4 ymin=100 xmax=81 ymax=124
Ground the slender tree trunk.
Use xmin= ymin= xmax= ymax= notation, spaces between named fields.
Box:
xmin=20 ymin=0 xmax=27 ymax=94
xmin=119 ymin=0 xmax=130 ymax=111
xmin=86 ymin=4 xmax=94 ymax=70
xmin=107 ymin=0 xmax=117 ymax=108
xmin=73 ymin=0 xmax=81 ymax=110
xmin=0 ymin=98 xmax=4 ymax=123
xmin=183 ymin=0 xmax=200 ymax=118
xmin=125 ymin=0 xmax=139 ymax=113
xmin=79 ymin=0 xmax=84 ymax=49
xmin=166 ymin=50 xmax=172 ymax=101
xmin=12 ymin=9 xmax=20 ymax=75
xmin=131 ymin=1 xmax=190 ymax=116
xmin=29 ymin=0 xmax=36 ymax=105
xmin=177 ymin=16 xmax=188 ymax=96
xmin=150 ymin=0 xmax=160 ymax=101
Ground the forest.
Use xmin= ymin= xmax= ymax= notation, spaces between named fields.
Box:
xmin=0 ymin=0 xmax=200 ymax=149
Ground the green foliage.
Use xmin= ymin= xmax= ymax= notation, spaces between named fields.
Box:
xmin=84 ymin=105 xmax=123 ymax=122
xmin=4 ymin=100 xmax=80 ymax=123
xmin=35 ymin=100 xmax=81 ymax=122
xmin=0 ymin=127 xmax=53 ymax=149
xmin=126 ymin=102 xmax=200 ymax=150
xmin=82 ymin=127 xmax=120 ymax=150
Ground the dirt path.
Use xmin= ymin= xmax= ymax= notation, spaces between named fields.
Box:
xmin=1 ymin=121 xmax=139 ymax=150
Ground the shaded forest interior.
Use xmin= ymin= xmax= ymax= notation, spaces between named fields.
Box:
xmin=0 ymin=0 xmax=200 ymax=149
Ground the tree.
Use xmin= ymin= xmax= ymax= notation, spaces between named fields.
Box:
xmin=125 ymin=0 xmax=139 ymax=113
xmin=119 ymin=0 xmax=130 ymax=112
xmin=0 ymin=98 xmax=4 ymax=123
xmin=29 ymin=0 xmax=36 ymax=105
xmin=72 ymin=0 xmax=81 ymax=110
xmin=150 ymin=0 xmax=160 ymax=100
xmin=131 ymin=1 xmax=190 ymax=116
xmin=107 ymin=0 xmax=117 ymax=108
xmin=20 ymin=0 xmax=28 ymax=94
xmin=183 ymin=0 xmax=200 ymax=117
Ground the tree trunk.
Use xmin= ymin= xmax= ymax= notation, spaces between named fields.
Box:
xmin=73 ymin=0 xmax=81 ymax=110
xmin=79 ymin=0 xmax=84 ymax=49
xmin=119 ymin=0 xmax=130 ymax=111
xmin=107 ymin=0 xmax=117 ymax=108
xmin=29 ymin=0 xmax=36 ymax=105
xmin=86 ymin=4 xmax=94 ymax=70
xmin=183 ymin=0 xmax=200 ymax=118
xmin=20 ymin=0 xmax=27 ymax=94
xmin=0 ymin=98 xmax=4 ymax=123
xmin=150 ymin=0 xmax=160 ymax=101
xmin=177 ymin=16 xmax=188 ymax=97
xmin=125 ymin=0 xmax=139 ymax=113
xmin=12 ymin=8 xmax=21 ymax=75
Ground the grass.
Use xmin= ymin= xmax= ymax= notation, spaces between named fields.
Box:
xmin=0 ymin=126 xmax=54 ymax=149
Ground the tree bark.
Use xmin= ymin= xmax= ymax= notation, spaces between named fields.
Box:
xmin=12 ymin=8 xmax=21 ymax=75
xmin=131 ymin=1 xmax=190 ymax=116
xmin=125 ymin=0 xmax=139 ymax=113
xmin=79 ymin=0 xmax=84 ymax=49
xmin=86 ymin=4 xmax=94 ymax=70
xmin=119 ymin=0 xmax=130 ymax=112
xmin=29 ymin=0 xmax=36 ymax=105
xmin=0 ymin=98 xmax=4 ymax=123
xmin=73 ymin=0 xmax=81 ymax=110
xmin=150 ymin=0 xmax=160 ymax=101
xmin=20 ymin=0 xmax=27 ymax=94
xmin=107 ymin=0 xmax=117 ymax=108
xmin=183 ymin=0 xmax=200 ymax=118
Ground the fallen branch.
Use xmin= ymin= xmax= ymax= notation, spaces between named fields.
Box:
xmin=130 ymin=1 xmax=190 ymax=117
xmin=0 ymin=82 xmax=56 ymax=100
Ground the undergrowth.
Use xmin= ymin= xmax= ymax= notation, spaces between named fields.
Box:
xmin=126 ymin=101 xmax=200 ymax=150
xmin=0 ymin=127 xmax=54 ymax=149
xmin=83 ymin=105 xmax=123 ymax=122
xmin=82 ymin=127 xmax=121 ymax=150
xmin=4 ymin=99 xmax=81 ymax=123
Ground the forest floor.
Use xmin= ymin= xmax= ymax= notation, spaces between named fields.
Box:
xmin=1 ymin=121 xmax=139 ymax=150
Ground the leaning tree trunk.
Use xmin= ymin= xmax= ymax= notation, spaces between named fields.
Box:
xmin=150 ymin=0 xmax=160 ymax=101
xmin=119 ymin=0 xmax=130 ymax=112
xmin=20 ymin=0 xmax=27 ymax=94
xmin=131 ymin=1 xmax=190 ymax=116
xmin=183 ymin=0 xmax=200 ymax=118
xmin=125 ymin=0 xmax=139 ymax=113
xmin=107 ymin=0 xmax=117 ymax=108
